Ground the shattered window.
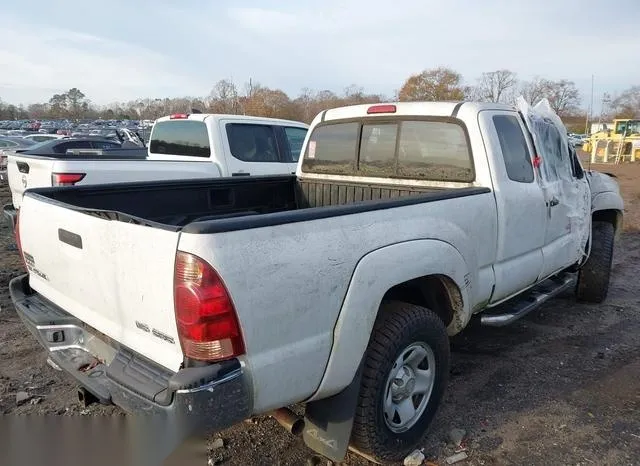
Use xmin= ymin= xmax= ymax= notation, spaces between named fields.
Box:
xmin=528 ymin=117 xmax=571 ymax=183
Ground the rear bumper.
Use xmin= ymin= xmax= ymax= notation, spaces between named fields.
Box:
xmin=3 ymin=203 xmax=16 ymax=229
xmin=10 ymin=274 xmax=252 ymax=435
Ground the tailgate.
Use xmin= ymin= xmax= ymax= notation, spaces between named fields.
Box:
xmin=19 ymin=194 xmax=184 ymax=371
xmin=8 ymin=155 xmax=55 ymax=208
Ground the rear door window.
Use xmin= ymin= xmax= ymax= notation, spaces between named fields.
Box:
xmin=149 ymin=120 xmax=211 ymax=157
xmin=226 ymin=123 xmax=280 ymax=163
xmin=283 ymin=127 xmax=308 ymax=162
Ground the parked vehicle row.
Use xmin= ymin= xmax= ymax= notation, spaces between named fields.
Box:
xmin=3 ymin=114 xmax=308 ymax=227
xmin=0 ymin=126 xmax=148 ymax=184
xmin=568 ymin=132 xmax=589 ymax=147
xmin=7 ymin=101 xmax=623 ymax=464
xmin=0 ymin=117 xmax=152 ymax=136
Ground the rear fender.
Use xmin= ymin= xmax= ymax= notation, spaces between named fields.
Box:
xmin=300 ymin=240 xmax=469 ymax=461
xmin=308 ymin=239 xmax=470 ymax=402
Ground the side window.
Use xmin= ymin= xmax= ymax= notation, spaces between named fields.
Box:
xmin=283 ymin=127 xmax=308 ymax=162
xmin=534 ymin=120 xmax=572 ymax=182
xmin=568 ymin=142 xmax=584 ymax=179
xmin=226 ymin=124 xmax=280 ymax=163
xmin=493 ymin=115 xmax=535 ymax=183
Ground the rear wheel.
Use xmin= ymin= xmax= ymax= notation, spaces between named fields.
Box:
xmin=575 ymin=220 xmax=615 ymax=303
xmin=350 ymin=301 xmax=450 ymax=463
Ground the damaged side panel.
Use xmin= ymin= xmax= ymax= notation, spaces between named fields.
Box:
xmin=517 ymin=97 xmax=591 ymax=276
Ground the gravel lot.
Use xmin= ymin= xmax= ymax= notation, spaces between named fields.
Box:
xmin=1 ymin=160 xmax=638 ymax=465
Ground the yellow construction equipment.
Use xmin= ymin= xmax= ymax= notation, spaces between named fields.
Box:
xmin=583 ymin=119 xmax=640 ymax=163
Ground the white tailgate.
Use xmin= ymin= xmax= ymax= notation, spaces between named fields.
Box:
xmin=19 ymin=195 xmax=184 ymax=371
xmin=8 ymin=156 xmax=55 ymax=208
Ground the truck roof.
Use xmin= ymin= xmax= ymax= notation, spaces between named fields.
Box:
xmin=315 ymin=101 xmax=518 ymax=124
xmin=155 ymin=113 xmax=309 ymax=128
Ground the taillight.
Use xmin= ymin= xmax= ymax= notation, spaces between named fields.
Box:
xmin=52 ymin=173 xmax=86 ymax=186
xmin=174 ymin=251 xmax=245 ymax=362
xmin=169 ymin=113 xmax=189 ymax=119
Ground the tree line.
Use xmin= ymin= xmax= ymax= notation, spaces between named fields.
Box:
xmin=0 ymin=68 xmax=638 ymax=131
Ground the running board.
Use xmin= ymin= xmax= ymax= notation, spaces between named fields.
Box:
xmin=480 ymin=273 xmax=577 ymax=327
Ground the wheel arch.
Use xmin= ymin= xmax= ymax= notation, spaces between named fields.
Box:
xmin=382 ymin=274 xmax=465 ymax=333
xmin=592 ymin=207 xmax=623 ymax=239
xmin=307 ymin=239 xmax=470 ymax=402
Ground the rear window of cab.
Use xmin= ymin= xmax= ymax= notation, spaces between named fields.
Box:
xmin=301 ymin=118 xmax=474 ymax=182
xmin=149 ymin=120 xmax=210 ymax=157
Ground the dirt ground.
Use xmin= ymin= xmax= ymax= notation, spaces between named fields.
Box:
xmin=1 ymin=158 xmax=639 ymax=465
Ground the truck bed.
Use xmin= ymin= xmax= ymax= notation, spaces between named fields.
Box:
xmin=27 ymin=175 xmax=489 ymax=232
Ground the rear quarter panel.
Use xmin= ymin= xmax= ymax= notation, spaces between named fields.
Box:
xmin=177 ymin=191 xmax=497 ymax=413
xmin=8 ymin=155 xmax=56 ymax=208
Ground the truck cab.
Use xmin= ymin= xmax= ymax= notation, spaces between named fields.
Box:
xmin=147 ymin=113 xmax=308 ymax=176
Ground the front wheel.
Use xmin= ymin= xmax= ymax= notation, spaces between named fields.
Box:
xmin=575 ymin=220 xmax=615 ymax=303
xmin=350 ymin=301 xmax=450 ymax=463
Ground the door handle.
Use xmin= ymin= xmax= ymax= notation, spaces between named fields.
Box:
xmin=549 ymin=197 xmax=559 ymax=207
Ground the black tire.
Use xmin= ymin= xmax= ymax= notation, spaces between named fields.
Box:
xmin=350 ymin=300 xmax=450 ymax=463
xmin=575 ymin=220 xmax=615 ymax=303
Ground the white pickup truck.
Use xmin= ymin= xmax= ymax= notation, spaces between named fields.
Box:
xmin=3 ymin=114 xmax=309 ymax=228
xmin=10 ymin=99 xmax=623 ymax=464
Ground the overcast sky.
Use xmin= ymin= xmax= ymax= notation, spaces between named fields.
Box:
xmin=1 ymin=0 xmax=638 ymax=113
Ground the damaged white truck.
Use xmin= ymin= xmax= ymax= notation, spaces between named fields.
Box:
xmin=10 ymin=99 xmax=623 ymax=464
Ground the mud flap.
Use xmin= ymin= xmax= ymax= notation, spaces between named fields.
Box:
xmin=302 ymin=359 xmax=364 ymax=462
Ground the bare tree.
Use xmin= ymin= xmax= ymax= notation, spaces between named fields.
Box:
xmin=519 ymin=78 xmax=581 ymax=116
xmin=610 ymin=86 xmax=640 ymax=118
xmin=520 ymin=77 xmax=550 ymax=106
xmin=208 ymin=79 xmax=239 ymax=114
xmin=545 ymin=79 xmax=581 ymax=116
xmin=475 ymin=69 xmax=518 ymax=103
